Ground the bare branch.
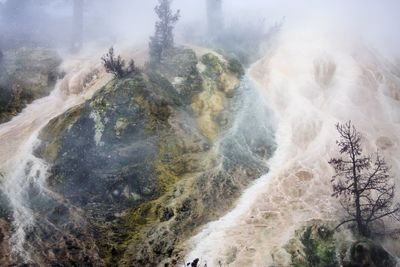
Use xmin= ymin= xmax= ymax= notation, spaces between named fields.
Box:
xmin=329 ymin=121 xmax=399 ymax=237
xmin=334 ymin=218 xmax=357 ymax=231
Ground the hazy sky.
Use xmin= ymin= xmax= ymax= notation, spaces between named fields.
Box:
xmin=1 ymin=0 xmax=399 ymax=56
xmin=105 ymin=0 xmax=400 ymax=55
xmin=223 ymin=0 xmax=400 ymax=56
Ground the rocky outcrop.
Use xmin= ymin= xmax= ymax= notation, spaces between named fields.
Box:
xmin=31 ymin=47 xmax=275 ymax=266
xmin=1 ymin=169 xmax=104 ymax=266
xmin=286 ymin=223 xmax=398 ymax=267
xmin=0 ymin=48 xmax=61 ymax=123
xmin=343 ymin=239 xmax=397 ymax=267
xmin=286 ymin=223 xmax=339 ymax=267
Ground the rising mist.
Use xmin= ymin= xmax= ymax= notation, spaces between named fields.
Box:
xmin=0 ymin=1 xmax=399 ymax=266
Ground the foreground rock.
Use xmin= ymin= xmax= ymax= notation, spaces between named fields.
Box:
xmin=286 ymin=222 xmax=397 ymax=267
xmin=28 ymin=47 xmax=275 ymax=266
xmin=343 ymin=239 xmax=397 ymax=267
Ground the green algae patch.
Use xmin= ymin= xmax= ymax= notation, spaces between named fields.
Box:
xmin=191 ymin=90 xmax=224 ymax=140
xmin=228 ymin=57 xmax=245 ymax=78
xmin=201 ymin=53 xmax=225 ymax=73
xmin=97 ymin=123 xmax=200 ymax=266
xmin=200 ymin=53 xmax=241 ymax=92
xmin=99 ymin=197 xmax=174 ymax=266
xmin=191 ymin=52 xmax=241 ymax=140
xmin=37 ymin=104 xmax=83 ymax=162
xmin=287 ymin=225 xmax=339 ymax=267
xmin=115 ymin=117 xmax=129 ymax=137
xmin=155 ymin=137 xmax=186 ymax=193
xmin=95 ymin=201 xmax=160 ymax=266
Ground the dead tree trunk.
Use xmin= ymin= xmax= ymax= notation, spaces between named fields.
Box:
xmin=329 ymin=121 xmax=400 ymax=237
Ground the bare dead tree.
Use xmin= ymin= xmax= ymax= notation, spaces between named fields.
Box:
xmin=329 ymin=121 xmax=400 ymax=237
xmin=101 ymin=47 xmax=135 ymax=79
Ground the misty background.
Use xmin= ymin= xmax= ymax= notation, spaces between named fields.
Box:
xmin=0 ymin=0 xmax=399 ymax=58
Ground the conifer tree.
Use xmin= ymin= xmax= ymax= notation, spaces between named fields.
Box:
xmin=149 ymin=0 xmax=180 ymax=63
